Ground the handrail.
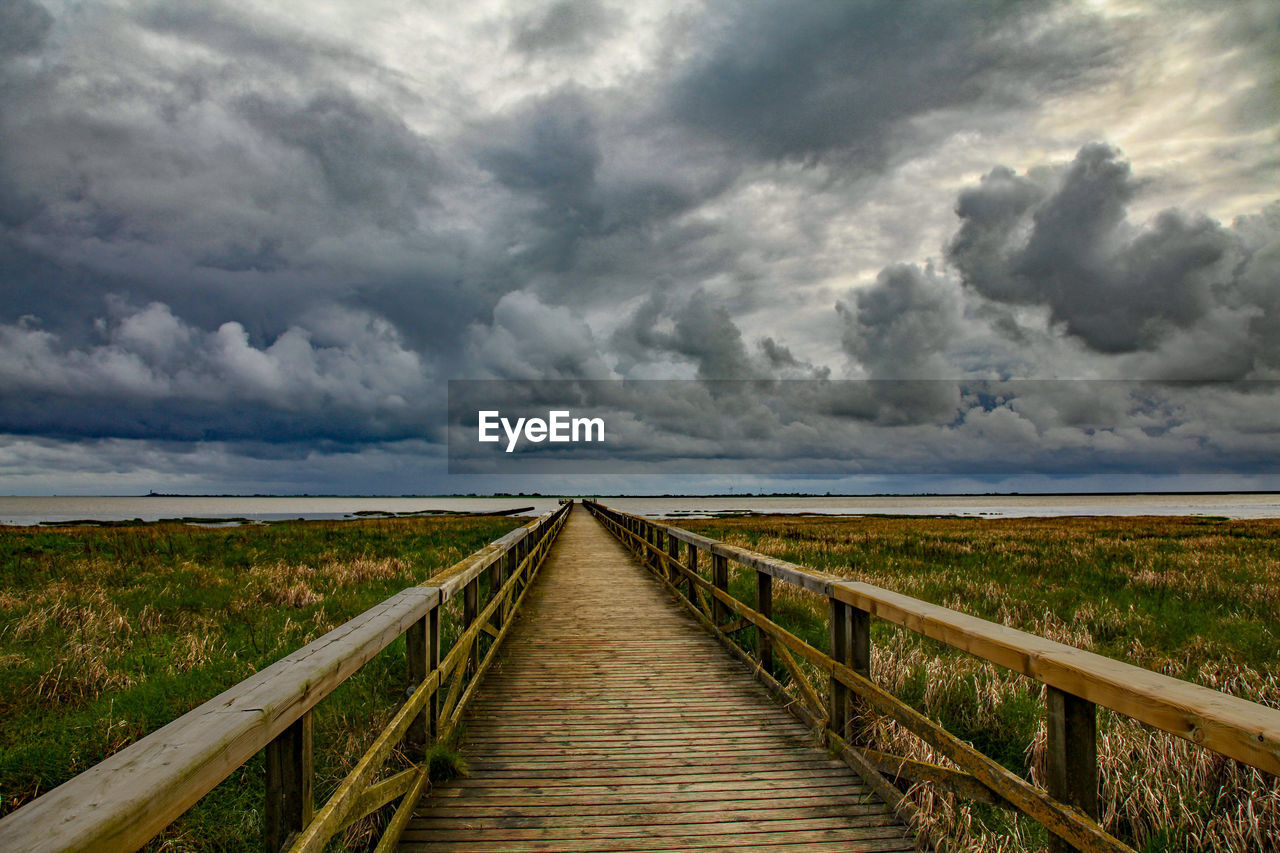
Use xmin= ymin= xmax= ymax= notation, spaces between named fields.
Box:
xmin=583 ymin=500 xmax=1280 ymax=853
xmin=832 ymin=582 xmax=1280 ymax=773
xmin=0 ymin=502 xmax=573 ymax=853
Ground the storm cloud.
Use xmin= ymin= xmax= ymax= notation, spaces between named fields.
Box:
xmin=0 ymin=1 xmax=1277 ymax=493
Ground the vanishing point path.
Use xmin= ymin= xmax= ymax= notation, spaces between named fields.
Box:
xmin=399 ymin=506 xmax=915 ymax=852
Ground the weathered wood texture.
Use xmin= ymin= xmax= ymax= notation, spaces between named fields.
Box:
xmin=590 ymin=504 xmax=1280 ymax=778
xmin=0 ymin=507 xmax=568 ymax=853
xmin=400 ymin=509 xmax=914 ymax=853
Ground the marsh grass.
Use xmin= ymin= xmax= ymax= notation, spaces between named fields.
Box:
xmin=0 ymin=515 xmax=521 ymax=851
xmin=683 ymin=514 xmax=1280 ymax=853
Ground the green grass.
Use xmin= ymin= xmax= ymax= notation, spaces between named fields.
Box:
xmin=0 ymin=515 xmax=522 ymax=850
xmin=678 ymin=514 xmax=1280 ymax=853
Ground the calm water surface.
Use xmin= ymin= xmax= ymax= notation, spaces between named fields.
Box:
xmin=2 ymin=494 xmax=1279 ymax=526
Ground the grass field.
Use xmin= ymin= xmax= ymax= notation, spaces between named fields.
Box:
xmin=0 ymin=515 xmax=521 ymax=850
xmin=679 ymin=514 xmax=1280 ymax=853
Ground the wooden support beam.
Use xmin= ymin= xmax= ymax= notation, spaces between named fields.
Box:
xmin=756 ymin=569 xmax=773 ymax=675
xmin=829 ymin=599 xmax=850 ymax=741
xmin=863 ymin=748 xmax=1005 ymax=806
xmin=426 ymin=605 xmax=440 ymax=740
xmin=849 ymin=604 xmax=870 ymax=739
xmin=463 ymin=577 xmax=479 ymax=677
xmin=1047 ymin=686 xmax=1099 ymax=853
xmin=405 ymin=615 xmax=428 ymax=761
xmin=264 ymin=712 xmax=313 ymax=853
xmin=503 ymin=547 xmax=518 ymax=624
xmin=711 ymin=552 xmax=729 ymax=624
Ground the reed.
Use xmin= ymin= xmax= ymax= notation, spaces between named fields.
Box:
xmin=0 ymin=515 xmax=521 ymax=850
xmin=684 ymin=514 xmax=1280 ymax=853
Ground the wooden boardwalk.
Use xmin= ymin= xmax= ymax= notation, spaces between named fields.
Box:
xmin=399 ymin=506 xmax=914 ymax=852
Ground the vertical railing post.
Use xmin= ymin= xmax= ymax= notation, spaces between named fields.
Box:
xmin=828 ymin=599 xmax=851 ymax=740
xmin=406 ymin=611 xmax=429 ymax=761
xmin=1046 ymin=687 xmax=1099 ymax=853
xmin=711 ymin=552 xmax=728 ymax=624
xmin=666 ymin=532 xmax=680 ymax=584
xmin=504 ymin=542 xmax=519 ymax=623
xmin=264 ymin=711 xmax=313 ymax=852
xmin=848 ymin=603 xmax=870 ymax=739
xmin=686 ymin=544 xmax=698 ymax=601
xmin=427 ymin=603 xmax=440 ymax=740
xmin=756 ymin=569 xmax=773 ymax=674
xmin=464 ymin=576 xmax=479 ymax=677
xmin=488 ymin=552 xmax=503 ymax=606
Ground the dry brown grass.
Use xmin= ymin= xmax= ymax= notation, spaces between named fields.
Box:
xmin=688 ymin=515 xmax=1280 ymax=852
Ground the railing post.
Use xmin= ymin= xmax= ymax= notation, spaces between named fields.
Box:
xmin=464 ymin=576 xmax=479 ymax=677
xmin=406 ymin=613 xmax=428 ymax=761
xmin=686 ymin=544 xmax=698 ymax=601
xmin=666 ymin=533 xmax=679 ymax=583
xmin=427 ymin=603 xmax=440 ymax=739
xmin=711 ymin=552 xmax=729 ymax=623
xmin=1046 ymin=687 xmax=1099 ymax=853
xmin=264 ymin=711 xmax=313 ymax=853
xmin=829 ymin=599 xmax=851 ymax=739
xmin=848 ymin=603 xmax=870 ymax=738
xmin=488 ymin=551 xmax=503 ymax=605
xmin=756 ymin=570 xmax=773 ymax=674
xmin=504 ymin=543 xmax=519 ymax=622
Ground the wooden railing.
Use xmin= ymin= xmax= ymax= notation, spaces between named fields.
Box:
xmin=0 ymin=502 xmax=572 ymax=853
xmin=583 ymin=500 xmax=1280 ymax=853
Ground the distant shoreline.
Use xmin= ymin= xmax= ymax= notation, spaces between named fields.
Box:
xmin=27 ymin=489 xmax=1280 ymax=499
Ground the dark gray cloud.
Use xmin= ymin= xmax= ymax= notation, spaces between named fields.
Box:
xmin=0 ymin=2 xmax=1277 ymax=493
xmin=0 ymin=301 xmax=433 ymax=443
xmin=668 ymin=0 xmax=1114 ymax=164
xmin=235 ymin=90 xmax=439 ymax=230
xmin=837 ymin=263 xmax=961 ymax=379
xmin=513 ymin=0 xmax=614 ymax=55
xmin=946 ymin=144 xmax=1280 ymax=374
xmin=0 ymin=0 xmax=51 ymax=59
xmin=610 ymin=289 xmax=756 ymax=379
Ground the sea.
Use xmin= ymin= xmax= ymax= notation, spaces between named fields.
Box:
xmin=2 ymin=493 xmax=1279 ymax=526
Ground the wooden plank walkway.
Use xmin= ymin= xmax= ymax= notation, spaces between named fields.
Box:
xmin=399 ymin=506 xmax=915 ymax=852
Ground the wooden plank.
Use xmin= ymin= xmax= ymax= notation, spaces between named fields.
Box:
xmin=756 ymin=569 xmax=774 ymax=673
xmin=0 ymin=582 xmax=440 ymax=853
xmin=0 ymin=503 xmax=571 ymax=853
xmin=400 ymin=507 xmax=913 ymax=852
xmin=264 ymin=712 xmax=313 ymax=853
xmin=401 ymin=821 xmax=910 ymax=842
xmin=286 ymin=669 xmax=440 ymax=853
xmin=401 ymin=834 xmax=915 ymax=853
xmin=417 ymin=794 xmax=879 ymax=814
xmin=342 ymin=769 xmax=418 ymax=832
xmin=404 ymin=614 xmax=429 ymax=760
xmin=411 ymin=804 xmax=893 ymax=828
xmin=834 ymin=579 xmax=1280 ymax=775
xmin=595 ymin=500 xmax=1280 ymax=777
xmin=595 ymin=505 xmax=840 ymax=594
xmin=1047 ymin=686 xmax=1099 ymax=853
xmin=371 ymin=769 xmax=429 ymax=853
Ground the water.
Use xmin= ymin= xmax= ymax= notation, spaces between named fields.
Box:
xmin=2 ymin=493 xmax=1278 ymax=526
xmin=606 ymin=493 xmax=1280 ymax=519
xmin=0 ymin=496 xmax=564 ymax=526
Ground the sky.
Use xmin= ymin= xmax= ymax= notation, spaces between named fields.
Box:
xmin=0 ymin=0 xmax=1277 ymax=495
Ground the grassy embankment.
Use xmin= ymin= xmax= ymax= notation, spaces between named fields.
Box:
xmin=0 ymin=515 xmax=522 ymax=850
xmin=681 ymin=514 xmax=1280 ymax=853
